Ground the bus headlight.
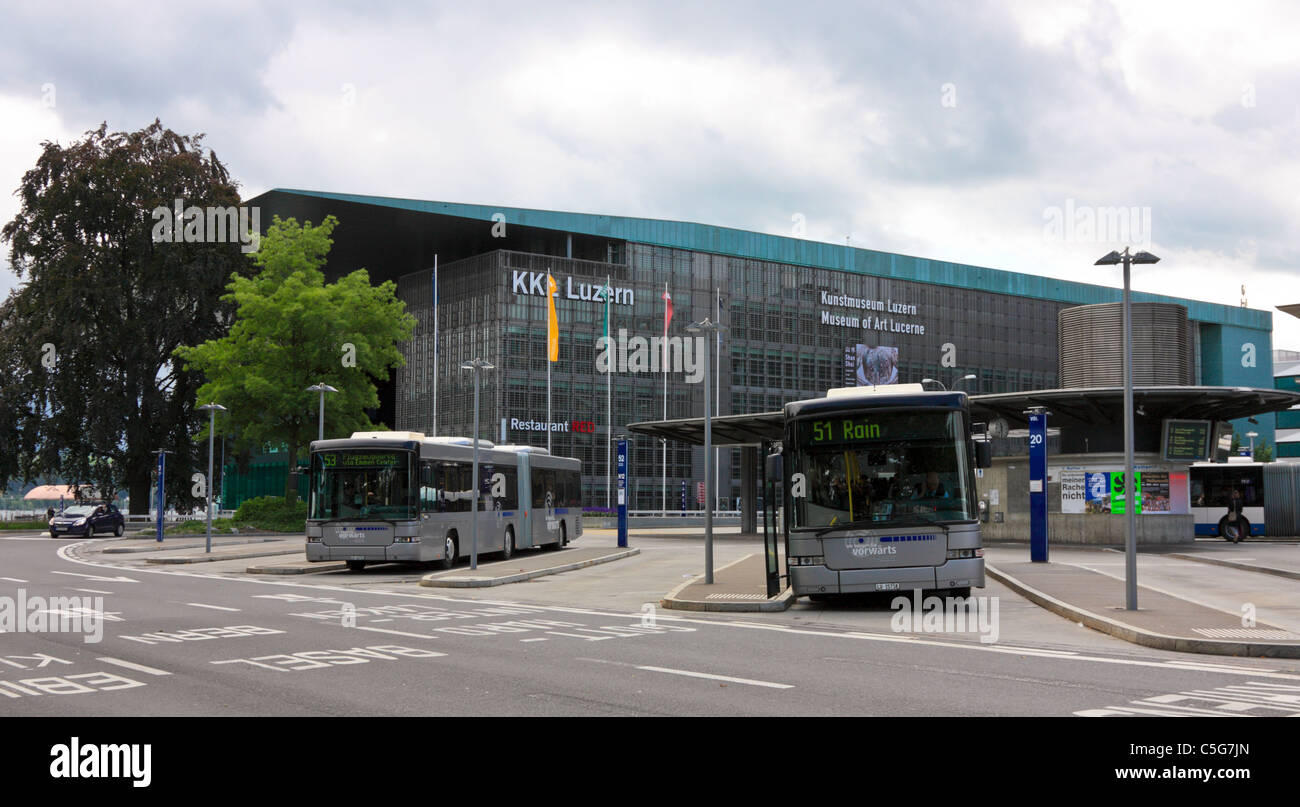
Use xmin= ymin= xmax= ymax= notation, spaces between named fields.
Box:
xmin=945 ymin=548 xmax=983 ymax=560
xmin=307 ymin=536 xmax=321 ymax=543
xmin=394 ymin=536 xmax=420 ymax=543
xmin=789 ymin=556 xmax=825 ymax=566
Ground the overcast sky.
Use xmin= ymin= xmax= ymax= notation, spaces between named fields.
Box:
xmin=2 ymin=0 xmax=1298 ymax=350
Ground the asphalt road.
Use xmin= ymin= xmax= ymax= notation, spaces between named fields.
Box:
xmin=3 ymin=531 xmax=1300 ymax=717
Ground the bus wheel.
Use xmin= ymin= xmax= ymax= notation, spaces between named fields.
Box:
xmin=1219 ymin=516 xmax=1249 ymax=543
xmin=436 ymin=534 xmax=458 ymax=570
xmin=346 ymin=560 xmax=366 ymax=572
xmin=501 ymin=527 xmax=514 ymax=560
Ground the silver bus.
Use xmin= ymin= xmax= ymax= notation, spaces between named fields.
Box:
xmin=306 ymin=431 xmax=582 ymax=571
xmin=779 ymin=385 xmax=991 ymax=599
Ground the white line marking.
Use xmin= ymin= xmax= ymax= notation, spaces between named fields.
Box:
xmin=50 ymin=541 xmax=1300 ymax=683
xmin=353 ymin=626 xmax=442 ymax=641
xmin=1 ymin=577 xmax=29 ymax=583
xmin=96 ymin=657 xmax=172 ymax=676
xmin=186 ymin=603 xmax=241 ymax=612
xmin=635 ymin=665 xmax=793 ymax=689
xmin=521 ymin=638 xmax=548 ymax=643
xmin=73 ymin=588 xmax=114 ymax=595
xmin=50 ymin=571 xmax=137 ymax=583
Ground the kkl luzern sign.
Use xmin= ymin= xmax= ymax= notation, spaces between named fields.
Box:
xmin=512 ymin=270 xmax=634 ymax=306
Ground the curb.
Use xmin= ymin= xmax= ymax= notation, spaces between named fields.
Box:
xmin=1165 ymin=553 xmax=1300 ymax=582
xmin=247 ymin=562 xmax=347 ymax=575
xmin=987 ymin=564 xmax=1300 ymax=659
xmin=420 ymin=548 xmax=640 ymax=588
xmin=659 ymin=553 xmax=796 ymax=613
xmin=146 ymin=547 xmax=304 ymax=565
xmin=103 ymin=537 xmax=283 ymax=554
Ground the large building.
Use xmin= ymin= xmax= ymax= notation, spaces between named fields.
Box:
xmin=247 ymin=189 xmax=1277 ymax=511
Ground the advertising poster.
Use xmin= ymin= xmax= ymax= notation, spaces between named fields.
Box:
xmin=1084 ymin=472 xmax=1110 ymax=514
xmin=1060 ymin=471 xmax=1085 ymax=513
xmin=1141 ymin=472 xmax=1171 ymax=513
xmin=843 ymin=344 xmax=899 ymax=387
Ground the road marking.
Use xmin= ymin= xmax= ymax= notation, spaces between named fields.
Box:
xmin=521 ymin=638 xmax=548 ymax=643
xmin=634 ymin=665 xmax=793 ymax=689
xmin=72 ymin=588 xmax=114 ymax=595
xmin=96 ymin=657 xmax=172 ymax=677
xmin=49 ymin=541 xmax=1300 ymax=683
xmin=353 ymin=626 xmax=439 ymax=640
xmin=50 ymin=571 xmax=137 ymax=583
xmin=1 ymin=577 xmax=28 ymax=583
xmin=186 ymin=603 xmax=241 ymax=612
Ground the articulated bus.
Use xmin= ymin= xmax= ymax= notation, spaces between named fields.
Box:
xmin=307 ymin=431 xmax=582 ymax=571
xmin=1189 ymin=459 xmax=1265 ymax=541
xmin=775 ymin=385 xmax=991 ymax=599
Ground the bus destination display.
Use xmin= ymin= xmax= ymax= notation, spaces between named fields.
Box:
xmin=1162 ymin=419 xmax=1212 ymax=462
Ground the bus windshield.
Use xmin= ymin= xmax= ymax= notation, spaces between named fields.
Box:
xmin=792 ymin=410 xmax=976 ymax=530
xmin=310 ymin=449 xmax=416 ymax=521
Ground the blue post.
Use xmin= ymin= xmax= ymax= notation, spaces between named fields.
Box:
xmin=155 ymin=451 xmax=166 ymax=543
xmin=1029 ymin=412 xmax=1048 ymax=562
xmin=680 ymin=480 xmax=687 ymax=517
xmin=616 ymin=440 xmax=628 ymax=548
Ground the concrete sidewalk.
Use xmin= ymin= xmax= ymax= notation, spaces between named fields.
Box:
xmin=985 ymin=545 xmax=1300 ymax=658
xmin=139 ymin=538 xmax=305 ymax=565
xmin=661 ymin=552 xmax=794 ymax=612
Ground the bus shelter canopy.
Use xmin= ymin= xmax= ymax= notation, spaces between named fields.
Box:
xmin=628 ymin=386 xmax=1300 ymax=446
xmin=627 ymin=411 xmax=784 ymax=446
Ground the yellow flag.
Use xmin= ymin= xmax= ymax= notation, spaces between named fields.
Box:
xmin=547 ymin=273 xmax=559 ymax=362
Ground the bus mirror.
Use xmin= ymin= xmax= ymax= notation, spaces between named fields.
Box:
xmin=765 ymin=453 xmax=783 ymax=482
xmin=976 ymin=441 xmax=993 ymax=469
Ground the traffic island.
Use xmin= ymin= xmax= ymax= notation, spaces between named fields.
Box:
xmin=987 ymin=555 xmax=1300 ymax=658
xmin=420 ymin=546 xmax=639 ymax=588
xmin=661 ymin=552 xmax=795 ymax=612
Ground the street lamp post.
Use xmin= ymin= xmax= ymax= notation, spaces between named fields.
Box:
xmin=686 ymin=317 xmax=727 ymax=584
xmin=1247 ymin=430 xmax=1259 ymax=458
xmin=460 ymin=358 xmax=495 ymax=570
xmin=1095 ymin=247 xmax=1160 ymax=611
xmin=305 ymin=383 xmax=339 ymax=442
xmin=921 ymin=373 xmax=976 ymax=392
xmin=197 ymin=403 xmax=227 ymax=554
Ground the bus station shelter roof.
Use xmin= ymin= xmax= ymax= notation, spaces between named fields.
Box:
xmin=628 ymin=386 xmax=1300 ymax=446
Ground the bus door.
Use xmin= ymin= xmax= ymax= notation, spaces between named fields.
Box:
xmin=531 ymin=466 xmax=559 ymax=546
xmin=515 ymin=454 xmax=535 ymax=549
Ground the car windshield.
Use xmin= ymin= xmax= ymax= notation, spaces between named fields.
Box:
xmin=791 ymin=409 xmax=977 ymax=530
xmin=62 ymin=506 xmax=95 ymax=516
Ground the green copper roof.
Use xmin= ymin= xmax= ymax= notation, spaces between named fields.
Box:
xmin=273 ymin=188 xmax=1271 ymax=332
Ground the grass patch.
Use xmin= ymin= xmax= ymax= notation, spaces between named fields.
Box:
xmin=0 ymin=519 xmax=46 ymax=530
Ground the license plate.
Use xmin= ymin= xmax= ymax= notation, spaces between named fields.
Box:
xmin=875 ymin=583 xmax=900 ymax=591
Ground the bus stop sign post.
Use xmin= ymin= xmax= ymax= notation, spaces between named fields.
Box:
xmin=1028 ymin=411 xmax=1048 ymax=562
xmin=616 ymin=439 xmax=628 ymax=548
xmin=154 ymin=450 xmax=168 ymax=543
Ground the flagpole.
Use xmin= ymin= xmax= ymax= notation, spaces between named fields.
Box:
xmin=606 ymin=274 xmax=612 ymax=511
xmin=662 ymin=281 xmax=668 ymax=518
xmin=432 ymin=254 xmax=438 ymax=437
xmin=546 ymin=271 xmax=557 ymax=454
xmin=715 ymin=285 xmax=720 ymax=516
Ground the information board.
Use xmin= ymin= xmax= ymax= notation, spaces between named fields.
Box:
xmin=1162 ymin=419 xmax=1212 ymax=462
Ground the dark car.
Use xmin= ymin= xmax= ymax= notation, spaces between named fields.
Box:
xmin=48 ymin=503 xmax=125 ymax=538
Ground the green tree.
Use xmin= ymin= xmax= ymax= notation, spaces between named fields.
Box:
xmin=175 ymin=215 xmax=415 ymax=500
xmin=0 ymin=121 xmax=246 ymax=512
xmin=1255 ymin=439 xmax=1273 ymax=462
